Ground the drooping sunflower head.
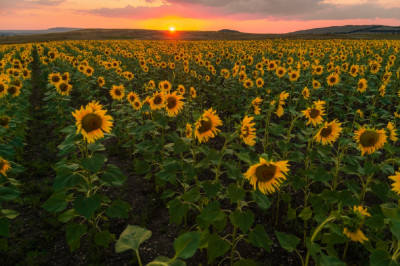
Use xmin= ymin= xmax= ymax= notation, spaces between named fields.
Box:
xmin=49 ymin=73 xmax=62 ymax=85
xmin=251 ymin=97 xmax=263 ymax=115
xmin=0 ymin=116 xmax=10 ymax=128
xmin=110 ymin=85 xmax=125 ymax=101
xmin=72 ymin=105 xmax=113 ymax=143
xmin=165 ymin=91 xmax=184 ymax=117
xmin=354 ymin=127 xmax=387 ymax=156
xmin=61 ymin=72 xmax=70 ymax=82
xmin=389 ymin=171 xmax=400 ymax=195
xmin=56 ymin=82 xmax=72 ymax=96
xmin=240 ymin=116 xmax=256 ymax=146
xmin=194 ymin=108 xmax=222 ymax=143
xmin=0 ymin=157 xmax=11 ymax=177
xmin=342 ymin=206 xmax=370 ymax=243
xmin=244 ymin=158 xmax=289 ymax=194
xmin=314 ymin=120 xmax=342 ymax=145
xmin=357 ymin=78 xmax=368 ymax=93
xmin=302 ymin=87 xmax=310 ymax=99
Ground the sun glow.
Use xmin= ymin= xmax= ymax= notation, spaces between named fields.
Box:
xmin=169 ymin=26 xmax=176 ymax=32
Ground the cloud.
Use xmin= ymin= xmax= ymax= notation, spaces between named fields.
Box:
xmin=0 ymin=0 xmax=65 ymax=12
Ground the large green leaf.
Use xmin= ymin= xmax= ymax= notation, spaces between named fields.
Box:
xmin=105 ymin=199 xmax=132 ymax=219
xmin=167 ymin=198 xmax=189 ymax=225
xmin=227 ymin=183 xmax=245 ymax=203
xmin=115 ymin=225 xmax=152 ymax=253
xmin=207 ymin=234 xmax=231 ymax=263
xmin=42 ymin=190 xmax=68 ymax=213
xmin=66 ymin=223 xmax=87 ymax=251
xmin=101 ymin=164 xmax=127 ymax=187
xmin=73 ymin=194 xmax=102 ymax=219
xmin=173 ymin=231 xmax=201 ymax=259
xmin=230 ymin=210 xmax=254 ymax=233
xmin=249 ymin=224 xmax=272 ymax=252
xmin=80 ymin=153 xmax=106 ymax=173
xmin=275 ymin=231 xmax=300 ymax=253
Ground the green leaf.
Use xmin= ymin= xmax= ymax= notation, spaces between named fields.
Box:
xmin=236 ymin=153 xmax=251 ymax=164
xmin=370 ymin=249 xmax=391 ymax=266
xmin=105 ymin=199 xmax=132 ymax=219
xmin=58 ymin=209 xmax=76 ymax=223
xmin=80 ymin=153 xmax=106 ymax=173
xmin=94 ymin=230 xmax=113 ymax=248
xmin=320 ymin=253 xmax=345 ymax=266
xmin=88 ymin=142 xmax=105 ymax=152
xmin=202 ymin=180 xmax=221 ymax=199
xmin=173 ymin=231 xmax=201 ymax=259
xmin=230 ymin=210 xmax=254 ymax=233
xmin=233 ymin=259 xmax=256 ymax=266
xmin=0 ymin=187 xmax=20 ymax=201
xmin=167 ymin=198 xmax=189 ymax=224
xmin=252 ymin=190 xmax=271 ymax=210
xmin=275 ymin=231 xmax=300 ymax=253
xmin=227 ymin=183 xmax=245 ymax=203
xmin=196 ymin=201 xmax=225 ymax=229
xmin=249 ymin=224 xmax=272 ymax=252
xmin=0 ymin=217 xmax=10 ymax=237
xmin=224 ymin=161 xmax=243 ymax=180
xmin=207 ymin=234 xmax=231 ymax=263
xmin=101 ymin=164 xmax=127 ymax=187
xmin=381 ymin=203 xmax=400 ymax=222
xmin=66 ymin=223 xmax=87 ymax=251
xmin=115 ymin=225 xmax=152 ymax=253
xmin=1 ymin=209 xmax=19 ymax=219
xmin=173 ymin=138 xmax=190 ymax=154
xmin=73 ymin=194 xmax=102 ymax=219
xmin=42 ymin=190 xmax=68 ymax=213
xmin=147 ymin=256 xmax=186 ymax=266
xmin=181 ymin=188 xmax=200 ymax=203
xmin=298 ymin=207 xmax=313 ymax=221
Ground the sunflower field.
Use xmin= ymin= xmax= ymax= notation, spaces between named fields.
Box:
xmin=1 ymin=39 xmax=400 ymax=265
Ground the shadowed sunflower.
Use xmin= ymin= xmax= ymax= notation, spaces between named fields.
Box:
xmin=302 ymin=87 xmax=310 ymax=99
xmin=177 ymin=85 xmax=185 ymax=95
xmin=190 ymin=87 xmax=197 ymax=98
xmin=0 ymin=81 xmax=8 ymax=98
xmin=185 ymin=123 xmax=193 ymax=138
xmin=127 ymin=92 xmax=140 ymax=105
xmin=256 ymin=77 xmax=264 ymax=88
xmin=312 ymin=80 xmax=321 ymax=90
xmin=244 ymin=158 xmax=289 ymax=194
xmin=56 ymin=82 xmax=72 ymax=96
xmin=288 ymin=70 xmax=300 ymax=82
xmin=159 ymin=80 xmax=172 ymax=93
xmin=194 ymin=108 xmax=222 ymax=143
xmin=387 ymin=122 xmax=398 ymax=142
xmin=275 ymin=67 xmax=286 ymax=78
xmin=354 ymin=127 xmax=387 ymax=156
xmin=72 ymin=105 xmax=113 ymax=143
xmin=7 ymin=86 xmax=21 ymax=98
xmin=97 ymin=77 xmax=105 ymax=87
xmin=61 ymin=72 xmax=70 ymax=83
xmin=150 ymin=91 xmax=165 ymax=110
xmin=251 ymin=97 xmax=262 ymax=115
xmin=49 ymin=73 xmax=62 ymax=85
xmin=165 ymin=91 xmax=184 ymax=117
xmin=357 ymin=78 xmax=368 ymax=93
xmin=132 ymin=100 xmax=142 ymax=111
xmin=302 ymin=106 xmax=325 ymax=126
xmin=389 ymin=171 xmax=400 ymax=195
xmin=0 ymin=116 xmax=10 ymax=128
xmin=243 ymin=78 xmax=254 ymax=89
xmin=314 ymin=120 xmax=342 ymax=145
xmin=0 ymin=157 xmax=11 ymax=177
xmin=110 ymin=85 xmax=125 ymax=101
xmin=240 ymin=116 xmax=256 ymax=146
xmin=343 ymin=206 xmax=370 ymax=243
xmin=326 ymin=73 xmax=340 ymax=87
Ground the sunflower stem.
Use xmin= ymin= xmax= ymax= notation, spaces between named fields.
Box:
xmin=342 ymin=239 xmax=349 ymax=261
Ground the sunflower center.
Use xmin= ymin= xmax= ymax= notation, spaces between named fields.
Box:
xmin=197 ymin=118 xmax=212 ymax=134
xmin=255 ymin=164 xmax=277 ymax=182
xmin=81 ymin=113 xmax=102 ymax=133
xmin=167 ymin=96 xmax=177 ymax=109
xmin=310 ymin=108 xmax=320 ymax=118
xmin=129 ymin=95 xmax=135 ymax=102
xmin=153 ymin=95 xmax=162 ymax=105
xmin=52 ymin=76 xmax=60 ymax=83
xmin=8 ymin=87 xmax=16 ymax=95
xmin=59 ymin=83 xmax=68 ymax=92
xmin=241 ymin=126 xmax=250 ymax=137
xmin=320 ymin=126 xmax=332 ymax=138
xmin=0 ymin=160 xmax=4 ymax=170
xmin=359 ymin=130 xmax=379 ymax=147
xmin=163 ymin=83 xmax=169 ymax=90
xmin=0 ymin=117 xmax=10 ymax=127
xmin=358 ymin=82 xmax=364 ymax=89
xmin=114 ymin=89 xmax=121 ymax=96
xmin=134 ymin=101 xmax=140 ymax=107
xmin=0 ymin=84 xmax=4 ymax=92
xmin=329 ymin=77 xmax=336 ymax=83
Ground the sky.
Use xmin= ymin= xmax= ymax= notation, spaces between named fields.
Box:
xmin=0 ymin=0 xmax=399 ymax=33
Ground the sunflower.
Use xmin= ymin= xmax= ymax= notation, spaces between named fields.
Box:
xmin=244 ymin=158 xmax=289 ymax=194
xmin=190 ymin=87 xmax=197 ymax=98
xmin=7 ymin=86 xmax=21 ymax=98
xmin=49 ymin=73 xmax=62 ymax=85
xmin=379 ymin=85 xmax=386 ymax=97
xmin=387 ymin=122 xmax=398 ymax=142
xmin=177 ymin=85 xmax=185 ymax=95
xmin=127 ymin=92 xmax=140 ymax=104
xmin=0 ymin=81 xmax=8 ymax=98
xmin=357 ymin=78 xmax=368 ymax=93
xmin=132 ymin=100 xmax=142 ymax=111
xmin=302 ymin=106 xmax=325 ymax=126
xmin=349 ymin=65 xmax=359 ymax=77
xmin=389 ymin=171 xmax=400 ymax=195
xmin=97 ymin=77 xmax=105 ymax=87
xmin=194 ymin=108 xmax=222 ymax=143
xmin=343 ymin=228 xmax=369 ymax=243
xmin=356 ymin=109 xmax=364 ymax=118
xmin=150 ymin=91 xmax=165 ymax=110
xmin=185 ymin=123 xmax=193 ymax=138
xmin=61 ymin=72 xmax=70 ymax=83
xmin=0 ymin=116 xmax=10 ymax=128
xmin=159 ymin=80 xmax=172 ymax=93
xmin=256 ymin=78 xmax=264 ymax=88
xmin=243 ymin=79 xmax=254 ymax=89
xmin=275 ymin=67 xmax=286 ymax=78
xmin=86 ymin=101 xmax=103 ymax=111
xmin=288 ymin=70 xmax=300 ymax=82
xmin=72 ymin=105 xmax=113 ymax=143
xmin=240 ymin=116 xmax=256 ymax=146
xmin=314 ymin=120 xmax=342 ymax=145
xmin=84 ymin=66 xmax=94 ymax=77
xmin=354 ymin=127 xmax=387 ymax=156
xmin=165 ymin=91 xmax=184 ymax=117
xmin=56 ymin=82 xmax=72 ymax=96
xmin=312 ymin=80 xmax=321 ymax=90
xmin=0 ymin=157 xmax=11 ymax=177
xmin=251 ymin=97 xmax=263 ymax=115
xmin=110 ymin=85 xmax=125 ymax=101
xmin=302 ymin=87 xmax=310 ymax=99
xmin=326 ymin=73 xmax=340 ymax=87
xmin=343 ymin=206 xmax=370 ymax=244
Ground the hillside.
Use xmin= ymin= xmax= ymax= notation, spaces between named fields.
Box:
xmin=291 ymin=25 xmax=400 ymax=35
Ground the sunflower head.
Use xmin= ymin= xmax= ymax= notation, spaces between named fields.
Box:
xmin=49 ymin=73 xmax=61 ymax=85
xmin=342 ymin=206 xmax=370 ymax=243
xmin=327 ymin=73 xmax=340 ymax=87
xmin=0 ymin=116 xmax=10 ymax=128
xmin=7 ymin=86 xmax=21 ymax=97
xmin=56 ymin=82 xmax=72 ymax=96
xmin=0 ymin=157 xmax=11 ymax=177
xmin=240 ymin=116 xmax=256 ymax=146
xmin=194 ymin=108 xmax=222 ymax=143
xmin=132 ymin=100 xmax=142 ymax=111
xmin=185 ymin=123 xmax=193 ymax=138
xmin=165 ymin=91 xmax=184 ymax=117
xmin=354 ymin=127 xmax=387 ymax=156
xmin=314 ymin=120 xmax=342 ymax=145
xmin=110 ymin=85 xmax=125 ymax=101
xmin=190 ymin=87 xmax=197 ymax=98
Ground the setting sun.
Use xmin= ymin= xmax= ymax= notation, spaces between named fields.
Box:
xmin=169 ymin=26 xmax=175 ymax=32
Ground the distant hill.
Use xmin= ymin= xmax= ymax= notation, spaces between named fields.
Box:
xmin=218 ymin=29 xmax=241 ymax=33
xmin=0 ymin=27 xmax=82 ymax=37
xmin=290 ymin=25 xmax=400 ymax=35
